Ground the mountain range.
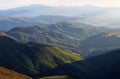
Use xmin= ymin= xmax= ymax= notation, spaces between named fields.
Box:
xmin=1 ymin=21 xmax=120 ymax=56
xmin=0 ymin=16 xmax=81 ymax=31
xmin=0 ymin=4 xmax=120 ymax=27
xmin=1 ymin=4 xmax=120 ymax=79
xmin=5 ymin=22 xmax=110 ymax=55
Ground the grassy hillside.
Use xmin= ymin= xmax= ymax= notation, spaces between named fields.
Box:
xmin=0 ymin=66 xmax=32 ymax=79
xmin=0 ymin=35 xmax=83 ymax=78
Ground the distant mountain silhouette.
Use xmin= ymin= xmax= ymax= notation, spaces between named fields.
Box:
xmin=0 ymin=15 xmax=82 ymax=31
xmin=0 ymin=4 xmax=120 ymax=27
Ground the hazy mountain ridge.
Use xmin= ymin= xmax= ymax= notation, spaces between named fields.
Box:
xmin=0 ymin=4 xmax=120 ymax=27
xmin=0 ymin=5 xmax=100 ymax=17
xmin=0 ymin=15 xmax=81 ymax=31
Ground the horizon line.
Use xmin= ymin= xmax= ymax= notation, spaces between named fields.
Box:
xmin=1 ymin=4 xmax=120 ymax=10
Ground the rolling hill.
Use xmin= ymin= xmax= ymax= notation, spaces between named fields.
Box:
xmin=6 ymin=22 xmax=108 ymax=55
xmin=1 ymin=33 xmax=120 ymax=79
xmin=0 ymin=35 xmax=87 ymax=78
xmin=81 ymin=32 xmax=120 ymax=56
xmin=7 ymin=25 xmax=81 ymax=54
xmin=7 ymin=22 xmax=105 ymax=40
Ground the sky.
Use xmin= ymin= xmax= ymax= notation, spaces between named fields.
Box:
xmin=0 ymin=0 xmax=120 ymax=10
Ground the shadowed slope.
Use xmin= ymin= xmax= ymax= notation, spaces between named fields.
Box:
xmin=0 ymin=35 xmax=82 ymax=78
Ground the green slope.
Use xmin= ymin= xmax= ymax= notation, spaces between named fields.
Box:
xmin=0 ymin=35 xmax=82 ymax=78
